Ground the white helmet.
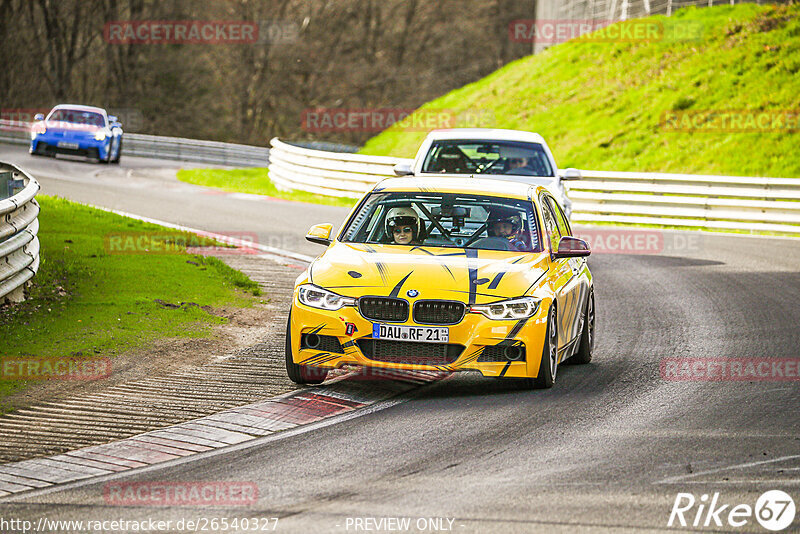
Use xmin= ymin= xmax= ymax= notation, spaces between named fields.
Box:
xmin=385 ymin=206 xmax=421 ymax=241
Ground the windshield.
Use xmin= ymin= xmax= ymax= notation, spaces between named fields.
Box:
xmin=341 ymin=191 xmax=541 ymax=252
xmin=422 ymin=140 xmax=554 ymax=177
xmin=47 ymin=109 xmax=106 ymax=127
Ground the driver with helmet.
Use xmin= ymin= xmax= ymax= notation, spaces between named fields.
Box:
xmin=486 ymin=206 xmax=530 ymax=251
xmin=385 ymin=206 xmax=423 ymax=245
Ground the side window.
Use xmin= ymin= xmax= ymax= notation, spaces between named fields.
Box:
xmin=539 ymin=195 xmax=561 ymax=253
xmin=547 ymin=196 xmax=572 ymax=237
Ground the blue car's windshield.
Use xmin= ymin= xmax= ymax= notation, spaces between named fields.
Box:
xmin=48 ymin=110 xmax=105 ymax=127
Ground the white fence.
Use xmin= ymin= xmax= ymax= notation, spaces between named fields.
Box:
xmin=268 ymin=138 xmax=800 ymax=235
xmin=0 ymin=163 xmax=40 ymax=303
xmin=0 ymin=120 xmax=270 ymax=167
xmin=268 ymin=137 xmax=412 ymax=198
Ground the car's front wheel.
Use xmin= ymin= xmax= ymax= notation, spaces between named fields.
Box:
xmin=285 ymin=313 xmax=328 ymax=385
xmin=30 ymin=143 xmax=47 ymax=156
xmin=522 ymin=305 xmax=558 ymax=390
xmin=111 ymin=138 xmax=122 ymax=164
xmin=99 ymin=140 xmax=113 ymax=164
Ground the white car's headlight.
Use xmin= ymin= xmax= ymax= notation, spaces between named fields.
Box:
xmin=298 ymin=284 xmax=356 ymax=311
xmin=94 ymin=131 xmax=108 ymax=141
xmin=470 ymin=297 xmax=540 ymax=320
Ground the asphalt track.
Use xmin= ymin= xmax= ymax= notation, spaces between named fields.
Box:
xmin=1 ymin=144 xmax=799 ymax=533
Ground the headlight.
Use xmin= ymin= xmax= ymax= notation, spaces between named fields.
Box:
xmin=297 ymin=284 xmax=356 ymax=311
xmin=31 ymin=123 xmax=46 ymax=136
xmin=94 ymin=131 xmax=107 ymax=141
xmin=470 ymin=296 xmax=540 ymax=320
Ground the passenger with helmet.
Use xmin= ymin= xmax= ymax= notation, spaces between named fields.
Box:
xmin=385 ymin=206 xmax=423 ymax=245
xmin=486 ymin=206 xmax=530 ymax=251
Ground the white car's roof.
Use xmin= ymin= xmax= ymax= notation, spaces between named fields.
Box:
xmin=51 ymin=104 xmax=107 ymax=114
xmin=424 ymin=128 xmax=547 ymax=144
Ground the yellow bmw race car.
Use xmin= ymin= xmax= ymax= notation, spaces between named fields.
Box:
xmin=286 ymin=177 xmax=595 ymax=389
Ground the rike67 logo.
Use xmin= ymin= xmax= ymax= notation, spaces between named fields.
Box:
xmin=668 ymin=490 xmax=796 ymax=531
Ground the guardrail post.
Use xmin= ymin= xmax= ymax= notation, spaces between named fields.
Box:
xmin=4 ymin=285 xmax=25 ymax=303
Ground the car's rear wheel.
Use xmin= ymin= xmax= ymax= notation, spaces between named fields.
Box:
xmin=285 ymin=313 xmax=328 ymax=385
xmin=522 ymin=305 xmax=558 ymax=390
xmin=569 ymin=290 xmax=595 ymax=365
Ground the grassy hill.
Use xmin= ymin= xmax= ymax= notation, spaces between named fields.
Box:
xmin=361 ymin=4 xmax=800 ymax=178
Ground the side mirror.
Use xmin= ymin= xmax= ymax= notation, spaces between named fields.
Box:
xmin=306 ymin=223 xmax=333 ymax=246
xmin=393 ymin=163 xmax=413 ymax=176
xmin=554 ymin=236 xmax=590 ymax=258
xmin=560 ymin=168 xmax=582 ymax=181
xmin=34 ymin=114 xmax=45 ymax=121
xmin=108 ymin=115 xmax=118 ymax=123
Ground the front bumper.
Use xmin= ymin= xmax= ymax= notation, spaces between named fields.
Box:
xmin=289 ymin=298 xmax=550 ymax=379
xmin=31 ymin=135 xmax=110 ymax=159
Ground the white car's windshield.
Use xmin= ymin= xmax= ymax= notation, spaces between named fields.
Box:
xmin=422 ymin=140 xmax=554 ymax=177
xmin=47 ymin=109 xmax=105 ymax=127
xmin=341 ymin=191 xmax=541 ymax=253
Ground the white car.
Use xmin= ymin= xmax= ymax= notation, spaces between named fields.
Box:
xmin=393 ymin=129 xmax=580 ymax=218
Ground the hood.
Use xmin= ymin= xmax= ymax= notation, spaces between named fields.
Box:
xmin=417 ymin=172 xmax=564 ymax=201
xmin=310 ymin=242 xmax=549 ymax=305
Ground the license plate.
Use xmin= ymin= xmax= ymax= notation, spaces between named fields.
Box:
xmin=372 ymin=323 xmax=448 ymax=343
xmin=57 ymin=141 xmax=79 ymax=149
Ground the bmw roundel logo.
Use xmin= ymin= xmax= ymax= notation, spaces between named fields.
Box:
xmin=407 ymin=289 xmax=419 ymax=298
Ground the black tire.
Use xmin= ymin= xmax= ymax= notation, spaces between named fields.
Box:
xmin=99 ymin=141 xmax=112 ymax=164
xmin=569 ymin=290 xmax=595 ymax=365
xmin=522 ymin=305 xmax=558 ymax=390
xmin=111 ymin=138 xmax=122 ymax=164
xmin=285 ymin=313 xmax=328 ymax=385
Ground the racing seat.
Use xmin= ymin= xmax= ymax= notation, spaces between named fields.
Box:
xmin=433 ymin=146 xmax=470 ymax=173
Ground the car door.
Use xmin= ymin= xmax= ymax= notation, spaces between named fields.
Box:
xmin=540 ymin=194 xmax=584 ymax=353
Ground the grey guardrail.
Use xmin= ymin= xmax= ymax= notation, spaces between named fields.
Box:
xmin=0 ymin=163 xmax=40 ymax=303
xmin=269 ymin=137 xmax=800 ymax=235
xmin=0 ymin=120 xmax=269 ymax=167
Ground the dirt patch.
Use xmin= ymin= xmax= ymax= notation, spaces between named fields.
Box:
xmin=2 ymin=303 xmax=276 ymax=413
xmin=0 ymin=255 xmax=303 ymax=463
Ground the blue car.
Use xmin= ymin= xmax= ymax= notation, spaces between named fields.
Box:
xmin=30 ymin=104 xmax=123 ymax=164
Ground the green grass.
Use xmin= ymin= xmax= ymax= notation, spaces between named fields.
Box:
xmin=176 ymin=167 xmax=357 ymax=207
xmin=0 ymin=196 xmax=262 ymax=411
xmin=361 ymin=4 xmax=800 ymax=178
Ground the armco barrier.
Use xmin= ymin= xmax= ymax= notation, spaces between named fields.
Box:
xmin=268 ymin=137 xmax=412 ymax=198
xmin=268 ymin=137 xmax=800 ymax=235
xmin=0 ymin=119 xmax=269 ymax=167
xmin=567 ymin=170 xmax=800 ymax=234
xmin=0 ymin=162 xmax=40 ymax=303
